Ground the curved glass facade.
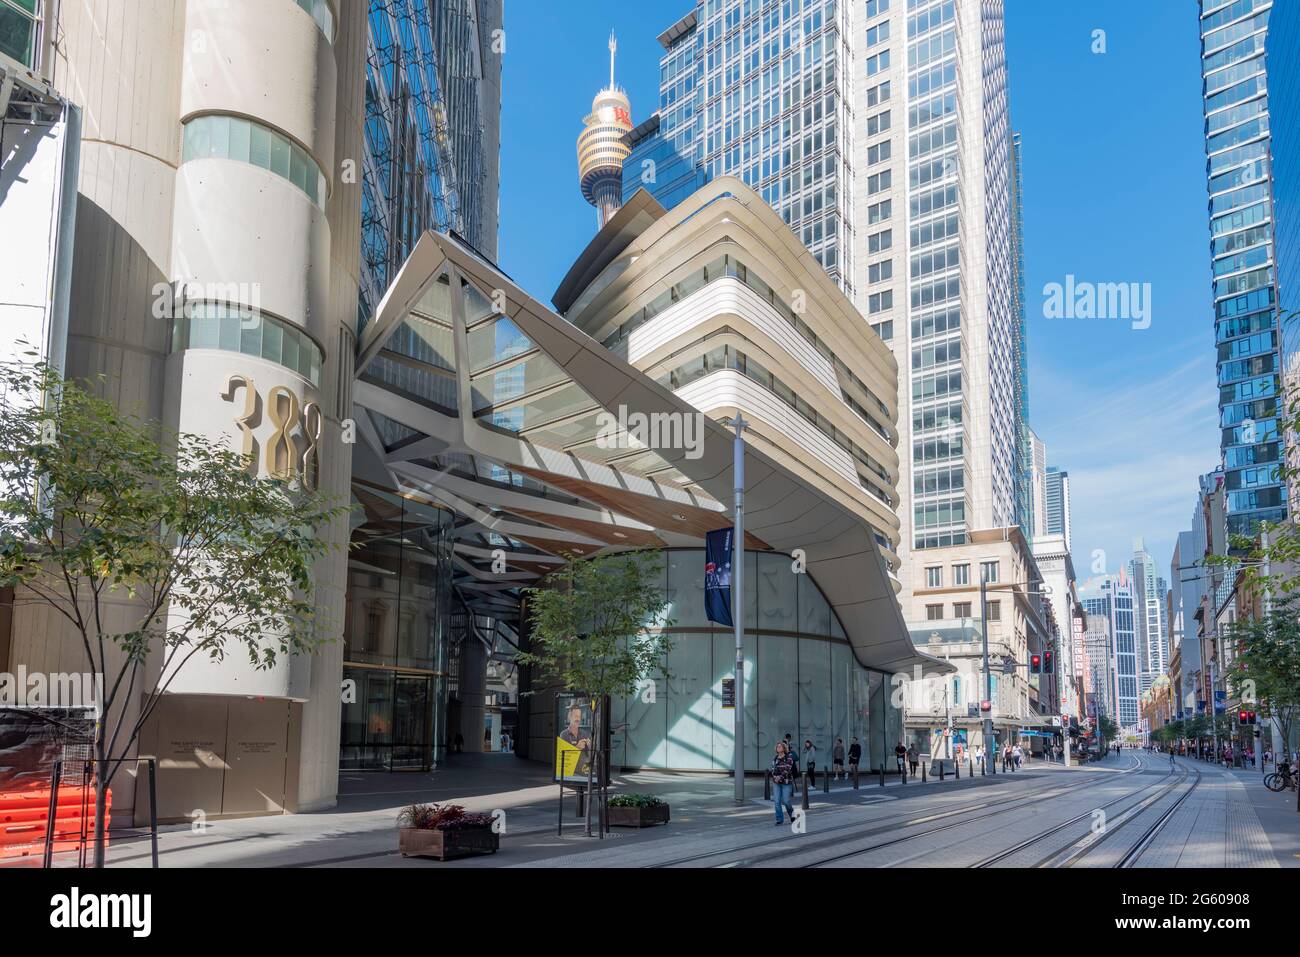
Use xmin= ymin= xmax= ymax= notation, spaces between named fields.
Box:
xmin=170 ymin=302 xmax=323 ymax=387
xmin=181 ymin=114 xmax=328 ymax=208
xmin=609 ymin=548 xmax=902 ymax=773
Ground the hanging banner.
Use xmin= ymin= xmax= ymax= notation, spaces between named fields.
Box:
xmin=704 ymin=527 xmax=734 ymax=627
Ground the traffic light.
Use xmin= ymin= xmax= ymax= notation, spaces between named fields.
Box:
xmin=1239 ymin=709 xmax=1256 ymax=726
xmin=1030 ymin=654 xmax=1042 ymax=674
xmin=1044 ymin=651 xmax=1053 ymax=674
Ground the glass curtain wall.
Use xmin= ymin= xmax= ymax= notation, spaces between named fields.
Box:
xmin=610 ymin=548 xmax=900 ymax=772
xmin=341 ymin=487 xmax=454 ymax=770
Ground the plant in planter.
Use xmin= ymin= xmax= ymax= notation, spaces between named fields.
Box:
xmin=605 ymin=793 xmax=670 ymax=828
xmin=396 ymin=803 xmax=499 ymax=860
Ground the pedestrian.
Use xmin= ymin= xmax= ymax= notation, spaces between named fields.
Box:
xmin=802 ymin=739 xmax=818 ymax=783
xmin=848 ymin=736 xmax=862 ymax=778
xmin=1002 ymin=744 xmax=1012 ymax=772
xmin=975 ymin=745 xmax=985 ymax=770
xmin=907 ymin=742 xmax=919 ymax=778
xmin=894 ymin=740 xmax=907 ymax=776
xmin=832 ymin=738 xmax=846 ymax=780
xmin=1013 ymin=743 xmax=1023 ymax=769
xmin=770 ymin=741 xmax=796 ymax=826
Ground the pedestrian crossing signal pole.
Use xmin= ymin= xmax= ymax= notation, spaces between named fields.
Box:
xmin=730 ymin=414 xmax=748 ymax=805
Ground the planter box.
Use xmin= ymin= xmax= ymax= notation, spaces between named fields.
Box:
xmin=606 ymin=803 xmax=670 ymax=828
xmin=399 ymin=826 xmax=499 ymax=861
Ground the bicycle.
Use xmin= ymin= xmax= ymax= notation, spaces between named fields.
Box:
xmin=1264 ymin=763 xmax=1296 ymax=793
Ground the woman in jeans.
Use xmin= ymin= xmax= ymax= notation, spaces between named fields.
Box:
xmin=770 ymin=740 xmax=796 ymax=825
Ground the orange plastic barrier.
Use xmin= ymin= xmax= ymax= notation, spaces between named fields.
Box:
xmin=0 ymin=786 xmax=111 ymax=859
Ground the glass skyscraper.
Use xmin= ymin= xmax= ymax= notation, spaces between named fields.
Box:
xmin=1200 ymin=0 xmax=1286 ymax=535
xmin=1267 ymin=0 xmax=1300 ymax=408
xmin=622 ymin=1 xmax=856 ymax=296
xmin=1080 ymin=576 xmax=1139 ymax=729
xmin=361 ymin=0 xmax=502 ymax=326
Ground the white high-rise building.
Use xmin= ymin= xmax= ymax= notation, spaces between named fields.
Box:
xmin=852 ymin=0 xmax=1024 ymax=617
xmin=631 ymin=0 xmax=1025 ymax=621
xmin=1029 ymin=429 xmax=1047 ymax=540
xmin=1129 ymin=538 xmax=1169 ymax=693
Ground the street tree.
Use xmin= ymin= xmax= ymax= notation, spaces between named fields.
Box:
xmin=519 ymin=549 xmax=673 ymax=837
xmin=0 ymin=358 xmax=345 ymax=865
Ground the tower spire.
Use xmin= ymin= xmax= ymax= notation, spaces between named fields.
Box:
xmin=609 ymin=30 xmax=617 ymax=89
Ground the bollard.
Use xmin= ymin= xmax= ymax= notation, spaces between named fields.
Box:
xmin=765 ymin=770 xmax=772 ymax=801
xmin=900 ymin=762 xmax=906 ymax=784
xmin=802 ymin=775 xmax=810 ymax=810
xmin=853 ymin=765 xmax=859 ymax=789
xmin=576 ymin=790 xmax=585 ymax=818
xmin=981 ymin=757 xmax=986 ymax=776
xmin=969 ymin=758 xmax=974 ymax=778
xmin=878 ymin=764 xmax=885 ymax=788
xmin=922 ymin=762 xmax=927 ymax=783
xmin=954 ymin=759 xmax=960 ymax=780
xmin=823 ymin=767 xmax=830 ymax=793
xmin=939 ymin=761 xmax=945 ymax=781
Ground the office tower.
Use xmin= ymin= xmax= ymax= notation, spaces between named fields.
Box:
xmin=1268 ymin=0 xmax=1300 ymax=505
xmin=1044 ymin=465 xmax=1071 ymax=552
xmin=1012 ymin=132 xmax=1032 ymax=541
xmin=350 ymin=0 xmax=504 ymax=766
xmin=577 ymin=32 xmax=634 ymax=228
xmin=1080 ymin=574 xmax=1139 ymax=729
xmin=2 ymin=0 xmax=507 ymax=821
xmin=1200 ymin=0 xmax=1286 ymax=534
xmin=361 ymin=0 xmax=502 ymax=320
xmin=1082 ymin=612 xmax=1115 ymax=727
xmin=857 ymin=0 xmax=1023 ymax=630
xmin=1129 ymin=539 xmax=1168 ymax=693
xmin=625 ymin=2 xmax=856 ymax=294
xmin=1028 ymin=429 xmax=1047 ymax=540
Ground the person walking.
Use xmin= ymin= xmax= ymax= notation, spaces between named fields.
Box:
xmin=975 ymin=744 xmax=985 ymax=771
xmin=1013 ymin=743 xmax=1023 ymax=769
xmin=894 ymin=740 xmax=908 ymax=776
xmin=770 ymin=741 xmax=796 ymax=826
xmin=848 ymin=736 xmax=862 ymax=779
xmin=832 ymin=738 xmax=846 ymax=780
xmin=907 ymin=742 xmax=919 ymax=778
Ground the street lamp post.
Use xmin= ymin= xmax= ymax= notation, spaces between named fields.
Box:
xmin=730 ymin=415 xmax=748 ymax=805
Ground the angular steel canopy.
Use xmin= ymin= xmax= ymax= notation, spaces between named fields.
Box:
xmin=354 ymin=229 xmax=952 ymax=676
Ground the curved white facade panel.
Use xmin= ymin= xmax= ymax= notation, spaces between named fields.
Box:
xmin=159 ymin=348 xmax=324 ymax=700
xmin=627 ymin=277 xmax=841 ymax=398
xmin=180 ymin=0 xmax=338 ymax=178
xmin=170 ymin=161 xmax=331 ymax=337
xmin=676 ymin=371 xmax=857 ymax=484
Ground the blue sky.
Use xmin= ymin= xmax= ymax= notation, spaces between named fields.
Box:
xmin=497 ymin=0 xmax=1219 ymax=584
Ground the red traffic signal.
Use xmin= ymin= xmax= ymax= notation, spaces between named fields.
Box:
xmin=1044 ymin=651 xmax=1053 ymax=673
xmin=1030 ymin=654 xmax=1042 ymax=674
xmin=1239 ymin=709 xmax=1256 ymax=725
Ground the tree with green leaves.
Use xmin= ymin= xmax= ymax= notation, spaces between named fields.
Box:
xmin=1097 ymin=714 xmax=1118 ymax=752
xmin=0 ymin=358 xmax=345 ymax=866
xmin=519 ymin=548 xmax=674 ymax=837
xmin=1225 ymin=596 xmax=1300 ymax=769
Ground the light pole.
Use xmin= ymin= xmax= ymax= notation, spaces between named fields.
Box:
xmin=729 ymin=414 xmax=748 ymax=804
xmin=980 ymin=579 xmax=1052 ymax=770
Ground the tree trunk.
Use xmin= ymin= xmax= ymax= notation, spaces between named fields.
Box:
xmin=93 ymin=733 xmax=108 ymax=868
xmin=583 ymin=700 xmax=595 ymax=838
